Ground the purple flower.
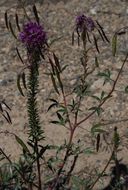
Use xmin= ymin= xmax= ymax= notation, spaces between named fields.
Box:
xmin=76 ymin=14 xmax=95 ymax=32
xmin=86 ymin=17 xmax=95 ymax=32
xmin=19 ymin=21 xmax=47 ymax=49
xmin=76 ymin=14 xmax=87 ymax=31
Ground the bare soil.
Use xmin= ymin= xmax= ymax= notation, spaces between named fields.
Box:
xmin=0 ymin=0 xmax=128 ymax=189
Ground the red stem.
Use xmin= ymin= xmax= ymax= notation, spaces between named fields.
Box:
xmin=76 ymin=54 xmax=128 ymax=127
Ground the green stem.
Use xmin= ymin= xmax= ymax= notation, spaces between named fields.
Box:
xmin=27 ymin=62 xmax=42 ymax=190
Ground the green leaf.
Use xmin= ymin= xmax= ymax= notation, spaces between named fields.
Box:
xmin=91 ymin=123 xmax=105 ymax=136
xmin=47 ymin=103 xmax=57 ymax=112
xmin=15 ymin=135 xmax=30 ymax=153
xmin=53 ymin=53 xmax=61 ymax=72
xmin=57 ymin=112 xmax=63 ymax=121
xmin=17 ymin=73 xmax=24 ymax=96
xmin=91 ymin=95 xmax=101 ymax=102
xmin=33 ymin=4 xmax=40 ymax=24
xmin=16 ymin=48 xmax=24 ymax=64
xmin=100 ymin=91 xmax=105 ymax=100
xmin=55 ymin=67 xmax=63 ymax=92
xmin=15 ymin=13 xmax=20 ymax=31
xmin=5 ymin=11 xmax=9 ymax=30
xmin=49 ymin=58 xmax=55 ymax=75
xmin=9 ymin=21 xmax=17 ymax=39
xmin=61 ymin=65 xmax=68 ymax=72
xmin=72 ymin=31 xmax=74 ymax=45
xmin=95 ymin=56 xmax=99 ymax=67
xmin=22 ymin=72 xmax=27 ymax=89
xmin=113 ymin=127 xmax=120 ymax=149
xmin=125 ymin=86 xmax=128 ymax=93
xmin=50 ymin=74 xmax=59 ymax=94
xmin=3 ymin=110 xmax=12 ymax=124
xmin=38 ymin=145 xmax=48 ymax=158
xmin=96 ymin=134 xmax=100 ymax=152
xmin=50 ymin=120 xmax=60 ymax=125
xmin=89 ymin=106 xmax=104 ymax=116
xmin=112 ymin=34 xmax=117 ymax=56
xmin=93 ymin=34 xmax=100 ymax=53
xmin=82 ymin=147 xmax=94 ymax=154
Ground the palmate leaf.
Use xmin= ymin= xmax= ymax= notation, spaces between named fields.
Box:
xmin=112 ymin=34 xmax=117 ymax=56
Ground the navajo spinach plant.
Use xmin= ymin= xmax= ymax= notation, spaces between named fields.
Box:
xmin=0 ymin=1 xmax=128 ymax=190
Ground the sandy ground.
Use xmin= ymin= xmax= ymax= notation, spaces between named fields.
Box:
xmin=0 ymin=0 xmax=128 ymax=189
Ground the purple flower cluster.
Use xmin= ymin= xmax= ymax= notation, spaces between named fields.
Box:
xmin=76 ymin=14 xmax=95 ymax=32
xmin=19 ymin=22 xmax=47 ymax=49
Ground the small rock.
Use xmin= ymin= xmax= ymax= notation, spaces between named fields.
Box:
xmin=0 ymin=79 xmax=7 ymax=86
xmin=90 ymin=8 xmax=97 ymax=15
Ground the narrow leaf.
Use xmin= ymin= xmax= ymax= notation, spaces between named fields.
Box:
xmin=15 ymin=135 xmax=30 ymax=153
xmin=0 ymin=103 xmax=3 ymax=112
xmin=50 ymin=74 xmax=59 ymax=94
xmin=2 ymin=112 xmax=11 ymax=124
xmin=117 ymin=31 xmax=126 ymax=35
xmin=17 ymin=74 xmax=24 ymax=96
xmin=47 ymin=103 xmax=57 ymax=112
xmin=49 ymin=58 xmax=55 ymax=75
xmin=95 ymin=56 xmax=99 ymax=67
xmin=50 ymin=120 xmax=60 ymax=125
xmin=9 ymin=21 xmax=17 ymax=39
xmin=93 ymin=35 xmax=100 ymax=53
xmin=21 ymin=72 xmax=27 ymax=89
xmin=38 ymin=46 xmax=45 ymax=59
xmin=5 ymin=11 xmax=9 ymax=30
xmin=16 ymin=48 xmax=24 ymax=64
xmin=15 ymin=13 xmax=20 ymax=31
xmin=96 ymin=20 xmax=109 ymax=43
xmin=53 ymin=53 xmax=61 ymax=72
xmin=86 ymin=31 xmax=91 ymax=43
xmin=96 ymin=134 xmax=100 ymax=152
xmin=72 ymin=31 xmax=74 ymax=45
xmin=4 ymin=110 xmax=12 ymax=124
xmin=39 ymin=146 xmax=48 ymax=158
xmin=97 ymin=29 xmax=105 ymax=42
xmin=112 ymin=34 xmax=117 ymax=56
xmin=125 ymin=86 xmax=128 ymax=93
xmin=33 ymin=5 xmax=40 ymax=24
xmin=2 ymin=100 xmax=11 ymax=110
xmin=55 ymin=68 xmax=63 ymax=92
xmin=57 ymin=112 xmax=63 ymax=121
